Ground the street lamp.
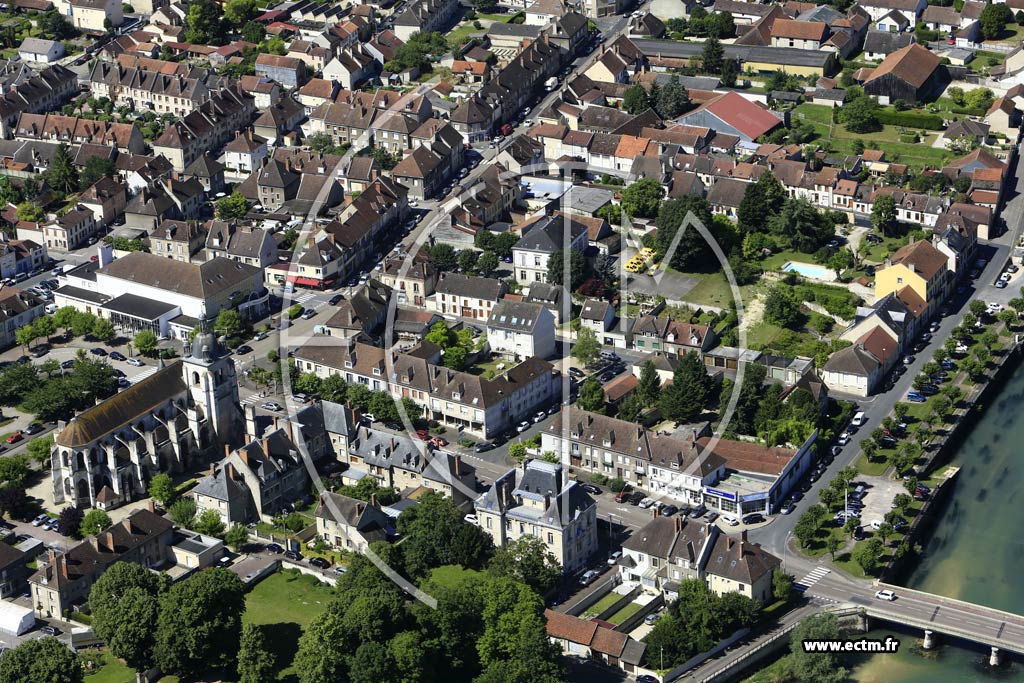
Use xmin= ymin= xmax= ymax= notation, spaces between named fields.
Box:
xmin=783 ymin=529 xmax=792 ymax=573
xmin=607 ymin=513 xmax=618 ymax=557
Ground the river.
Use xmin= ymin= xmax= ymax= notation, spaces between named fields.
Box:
xmin=850 ymin=363 xmax=1024 ymax=682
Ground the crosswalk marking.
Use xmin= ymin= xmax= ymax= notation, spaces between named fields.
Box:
xmin=287 ymin=291 xmax=318 ymax=305
xmin=129 ymin=366 xmax=160 ymax=383
xmin=794 ymin=566 xmax=831 ymax=592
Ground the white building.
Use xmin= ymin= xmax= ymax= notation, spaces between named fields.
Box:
xmin=486 ymin=300 xmax=556 ymax=361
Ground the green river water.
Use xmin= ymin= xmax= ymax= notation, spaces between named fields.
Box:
xmin=850 ymin=362 xmax=1024 ymax=682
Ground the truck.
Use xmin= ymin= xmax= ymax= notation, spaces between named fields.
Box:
xmin=544 ymin=76 xmax=558 ymax=91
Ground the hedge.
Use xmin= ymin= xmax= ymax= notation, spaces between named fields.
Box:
xmin=875 ymin=109 xmax=944 ymax=130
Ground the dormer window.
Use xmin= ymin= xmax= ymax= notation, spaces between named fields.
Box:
xmin=372 ymin=368 xmax=381 ymax=376
xmin=344 ymin=361 xmax=353 ymax=368
xmin=452 ymin=392 xmax=460 ymax=400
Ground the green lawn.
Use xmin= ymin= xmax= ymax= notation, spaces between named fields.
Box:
xmin=966 ymin=50 xmax=1006 ymax=75
xmin=862 ymin=234 xmax=909 ymax=263
xmin=581 ymin=591 xmax=624 ymax=618
xmin=427 ymin=564 xmax=483 ymax=590
xmin=80 ymin=650 xmax=180 ymax=683
xmin=607 ymin=602 xmax=643 ymax=625
xmin=447 ymin=23 xmax=485 ymax=47
xmin=244 ymin=570 xmax=335 ymax=682
xmin=792 ymin=103 xmax=953 ymax=171
xmin=856 ymin=452 xmax=889 ymax=477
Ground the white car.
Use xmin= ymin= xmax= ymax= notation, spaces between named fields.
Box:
xmin=988 ymin=302 xmax=1004 ymax=312
xmin=1001 ymin=272 xmax=1012 ymax=282
xmin=260 ymin=401 xmax=282 ymax=412
xmin=720 ymin=514 xmax=739 ymax=526
xmin=517 ymin=420 xmax=531 ymax=433
xmin=875 ymin=589 xmax=897 ymax=601
xmin=127 ymin=358 xmax=145 ymax=367
xmin=837 ymin=432 xmax=850 ymax=446
xmin=607 ymin=551 xmax=622 ymax=566
xmin=464 ymin=514 xmax=479 ymax=525
xmin=639 ymin=497 xmax=655 ymax=508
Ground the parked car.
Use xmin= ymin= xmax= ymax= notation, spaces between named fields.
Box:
xmin=109 ymin=351 xmax=126 ymax=361
xmin=661 ymin=505 xmax=679 ymax=516
xmin=607 ymin=551 xmax=622 ymax=566
xmin=474 ymin=441 xmax=495 ymax=453
xmin=284 ymin=550 xmax=303 ymax=561
xmin=906 ymin=391 xmax=926 ymax=403
xmin=310 ymin=557 xmax=331 ymax=569
xmin=639 ymin=497 xmax=655 ymax=509
xmin=429 ymin=436 xmax=448 ymax=448
xmin=720 ymin=514 xmax=739 ymax=526
xmin=127 ymin=358 xmax=145 ymax=367
xmin=265 ymin=543 xmax=284 ymax=554
xmin=517 ymin=421 xmax=531 ymax=433
xmin=627 ymin=491 xmax=645 ymax=505
xmin=5 ymin=433 xmax=21 ymax=444
xmin=742 ymin=513 xmax=765 ymax=525
xmin=90 ymin=348 xmax=107 ymax=356
xmin=23 ymin=423 xmax=42 ymax=435
xmin=779 ymin=501 xmax=795 ymax=515
xmin=328 ymin=294 xmax=343 ymax=306
xmin=579 ymin=570 xmax=600 ymax=586
xmin=235 ymin=345 xmax=253 ymax=354
xmin=580 ymin=483 xmax=601 ymax=495
xmin=614 ymin=489 xmax=631 ymax=504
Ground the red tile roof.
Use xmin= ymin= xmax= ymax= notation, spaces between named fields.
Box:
xmin=699 ymin=91 xmax=782 ymax=140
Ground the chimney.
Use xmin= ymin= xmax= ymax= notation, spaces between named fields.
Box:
xmin=652 ymin=505 xmax=660 ymax=518
xmin=370 ymin=493 xmax=377 ymax=508
xmin=209 ymin=464 xmax=216 ymax=476
xmin=741 ymin=529 xmax=748 ymax=544
xmin=147 ymin=499 xmax=155 ymax=513
xmin=89 ymin=536 xmax=99 ymax=551
xmin=273 ymin=416 xmax=279 ymax=430
xmin=57 ymin=556 xmax=67 ymax=578
xmin=262 ymin=437 xmax=269 ymax=455
xmin=104 ymin=531 xmax=115 ymax=551
xmin=454 ymin=454 xmax=462 ymax=475
xmin=224 ymin=443 xmax=230 ymax=458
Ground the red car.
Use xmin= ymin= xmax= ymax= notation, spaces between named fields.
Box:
xmin=429 ymin=437 xmax=448 ymax=448
xmin=416 ymin=429 xmax=429 ymax=441
xmin=6 ymin=432 xmax=22 ymax=444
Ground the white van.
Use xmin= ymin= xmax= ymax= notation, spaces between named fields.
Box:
xmin=44 ymin=303 xmax=58 ymax=314
xmin=851 ymin=411 xmax=867 ymax=428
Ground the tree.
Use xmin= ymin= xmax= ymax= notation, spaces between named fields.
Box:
xmin=185 ymin=0 xmax=223 ymax=43
xmin=571 ymin=326 xmax=600 ymax=365
xmin=0 ymin=636 xmax=83 ymax=683
xmin=819 ymin=486 xmax=839 ymax=510
xmin=71 ymin=311 xmax=98 ymax=338
xmin=636 ymin=359 xmax=661 ymax=407
xmin=427 ymin=243 xmax=457 ymax=271
xmin=620 ymin=178 xmax=662 ymax=218
xmin=395 ymin=491 xmax=493 ymax=577
xmin=477 ymin=251 xmax=498 ymax=276
xmin=81 ymin=509 xmax=112 ymax=537
xmin=214 ymin=309 xmax=245 ymax=338
xmin=576 ymin=377 xmax=605 ymax=414
xmin=57 ymin=506 xmax=83 ymax=539
xmin=652 ymin=194 xmax=716 ymax=271
xmin=147 ymin=473 xmax=176 ymax=506
xmin=773 ymin=569 xmax=793 ymax=602
xmin=838 ymin=95 xmax=881 ymax=133
xmin=216 ymin=192 xmax=249 ymax=220
xmin=825 ymin=534 xmax=841 ymax=561
xmin=701 ymin=37 xmax=724 ymax=73
xmin=224 ymin=0 xmax=256 ymax=23
xmin=980 ymin=1 xmax=1012 ymax=39
xmin=46 ymin=143 xmax=78 ymax=194
xmin=737 ymin=172 xmax=786 ymax=235
xmin=659 ymin=352 xmax=711 ymax=423
xmin=827 ymin=248 xmax=854 ymax=278
xmin=194 ymin=508 xmax=226 ymax=537
xmin=90 ymin=562 xmax=166 ymax=676
xmin=133 ymin=329 xmax=158 ymax=357
xmin=622 ymin=84 xmax=651 ymax=114
xmin=852 ymin=537 xmax=885 ymax=574
xmin=15 ymin=201 xmax=43 ymax=222
xmin=656 ymin=75 xmax=690 ymax=118
xmin=80 ymin=156 xmax=117 ymax=188
xmin=168 ymin=497 xmax=197 ymax=527
xmin=241 ymin=20 xmax=265 ymax=43
xmin=14 ymin=323 xmax=36 ymax=351
xmin=764 ymin=285 xmax=801 ymax=327
xmin=237 ymin=623 xmax=275 ymax=683
xmin=489 ymin=536 xmax=561 ymax=595
xmin=871 ymin=193 xmax=897 ymax=236
xmin=788 ymin=613 xmax=847 ymax=683
xmin=546 ymin=249 xmax=586 ymax=290
xmin=458 ymin=249 xmax=478 ymax=273
xmin=508 ymin=442 xmax=527 ymax=461
xmin=155 ymin=569 xmax=247 ymax=678
xmin=224 ymin=524 xmax=249 ymax=552
xmin=91 ymin=318 xmax=116 ymax=342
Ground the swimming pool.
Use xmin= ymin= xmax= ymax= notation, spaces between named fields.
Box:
xmin=782 ymin=261 xmax=834 ymax=280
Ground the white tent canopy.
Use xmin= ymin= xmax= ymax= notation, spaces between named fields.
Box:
xmin=0 ymin=600 xmax=34 ymax=635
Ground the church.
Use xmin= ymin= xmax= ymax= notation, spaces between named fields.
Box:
xmin=50 ymin=328 xmax=240 ymax=510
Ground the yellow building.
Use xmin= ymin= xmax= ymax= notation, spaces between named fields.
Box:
xmin=874 ymin=239 xmax=950 ymax=318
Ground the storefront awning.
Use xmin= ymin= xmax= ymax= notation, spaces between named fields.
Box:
xmin=287 ymin=276 xmax=322 ymax=287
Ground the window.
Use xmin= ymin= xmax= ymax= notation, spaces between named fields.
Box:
xmin=547 ymin=532 xmax=553 ymax=544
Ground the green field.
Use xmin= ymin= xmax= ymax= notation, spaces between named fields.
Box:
xmin=581 ymin=591 xmax=624 ymax=618
xmin=607 ymin=602 xmax=643 ymax=625
xmin=427 ymin=564 xmax=483 ymax=590
xmin=792 ymin=103 xmax=953 ymax=171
